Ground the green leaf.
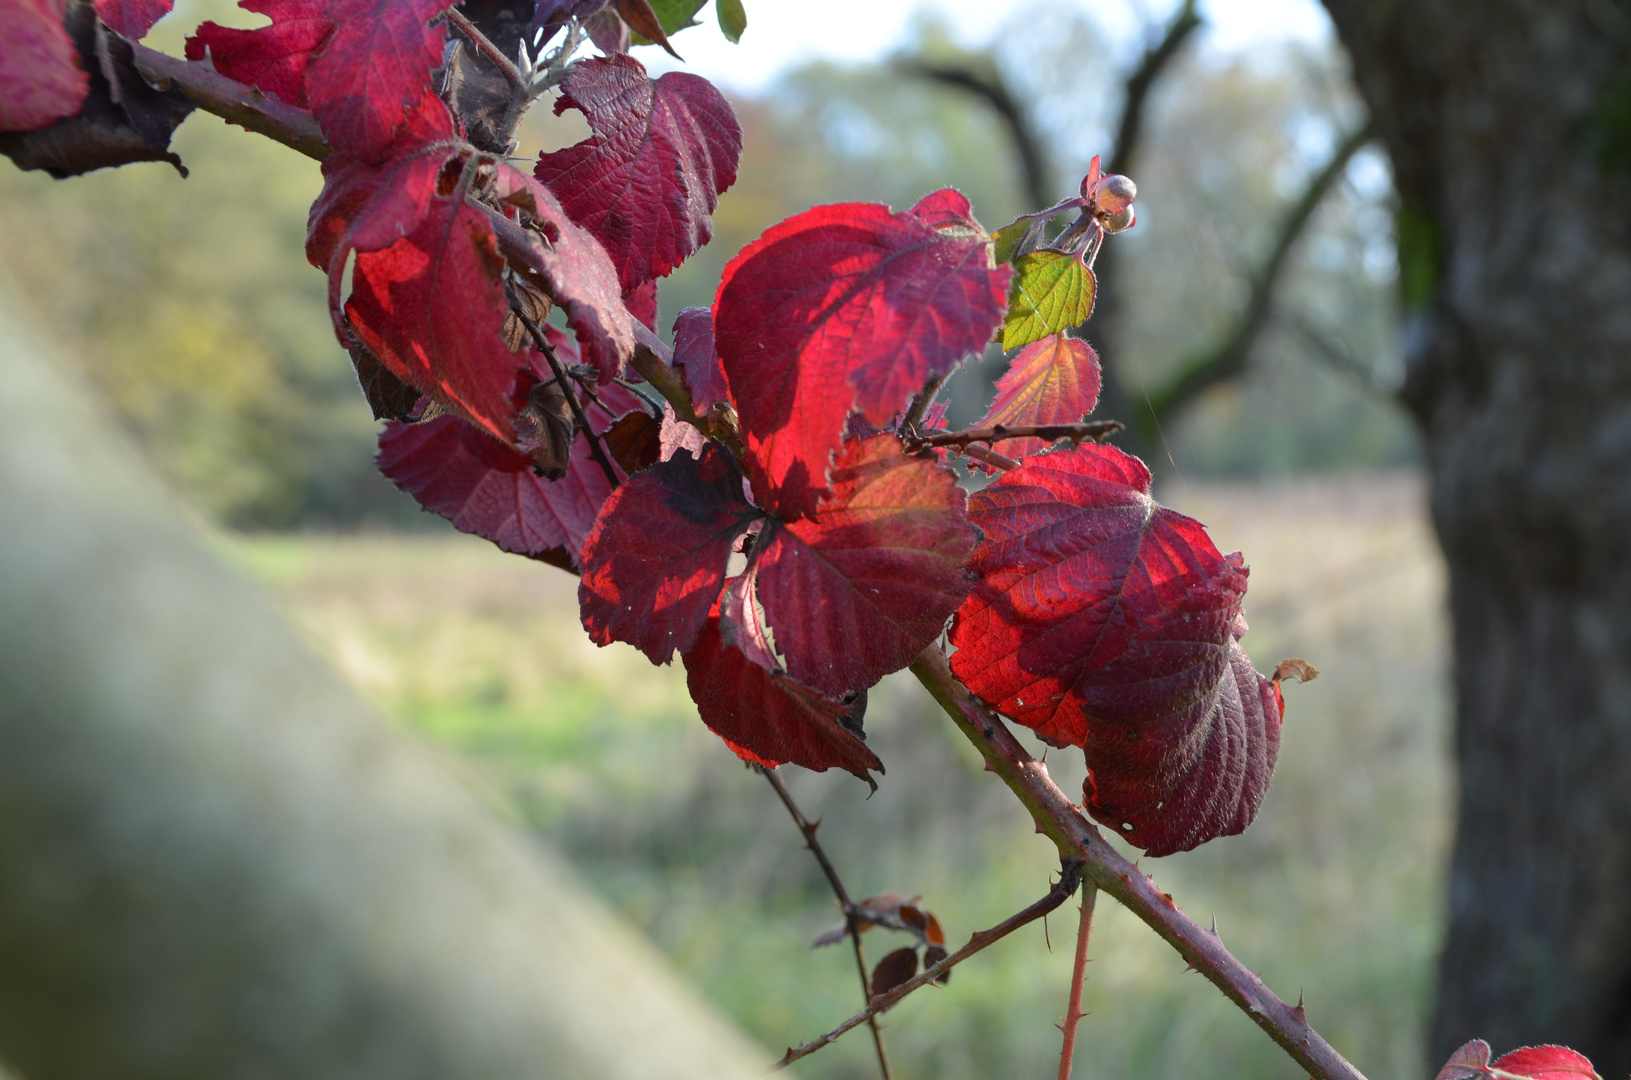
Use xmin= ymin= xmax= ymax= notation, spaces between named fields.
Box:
xmin=716 ymin=0 xmax=746 ymax=42
xmin=1001 ymin=251 xmax=1095 ymax=350
xmin=639 ymin=0 xmax=707 ymax=34
xmin=992 ymin=219 xmax=1030 ymax=265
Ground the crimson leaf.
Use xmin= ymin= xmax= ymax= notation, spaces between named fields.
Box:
xmin=1492 ymin=1047 xmax=1603 ymax=1080
xmin=578 ymin=443 xmax=761 ymax=663
xmin=714 ymin=195 xmax=1009 ymax=519
xmin=682 ymin=576 xmax=881 ymax=781
xmin=184 ymin=0 xmax=332 ymax=108
xmin=948 ymin=443 xmax=1280 ymax=854
xmin=94 ymin=0 xmax=171 ymax=38
xmin=376 ymin=381 xmax=644 ymax=563
xmin=535 ymin=53 xmax=741 ymax=289
xmin=672 ymin=305 xmax=726 ymax=411
xmin=344 ymin=190 xmax=529 ymax=442
xmin=752 ymin=434 xmax=976 ymax=698
xmin=0 ymin=0 xmax=90 ymax=133
xmin=978 ymin=333 xmax=1102 ymax=459
xmin=304 ymin=0 xmax=447 ymax=162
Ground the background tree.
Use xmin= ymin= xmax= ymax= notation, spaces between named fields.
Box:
xmin=1315 ymin=1 xmax=1631 ymax=1075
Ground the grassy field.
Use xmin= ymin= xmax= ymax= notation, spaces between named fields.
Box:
xmin=221 ymin=471 xmax=1450 ymax=1080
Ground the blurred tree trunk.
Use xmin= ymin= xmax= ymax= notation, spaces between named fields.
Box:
xmin=1318 ymin=2 xmax=1631 ymax=1073
xmin=0 ymin=298 xmax=770 ymax=1080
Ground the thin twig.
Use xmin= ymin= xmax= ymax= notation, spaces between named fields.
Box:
xmin=509 ymin=304 xmax=622 ymax=489
xmin=445 ymin=8 xmax=528 ymax=92
xmin=128 ymin=43 xmax=330 ymax=161
xmin=906 ymin=420 xmax=1124 ymax=454
xmin=527 ymin=21 xmax=587 ymax=101
xmin=907 ymin=647 xmax=1369 ymax=1080
xmin=756 ymin=766 xmax=895 ymax=1080
xmin=900 ymin=371 xmax=947 ymax=433
xmin=957 ymin=444 xmax=1021 ymax=471
xmin=1056 ymin=884 xmax=1098 ymax=1080
xmin=774 ymin=861 xmax=1084 ymax=1070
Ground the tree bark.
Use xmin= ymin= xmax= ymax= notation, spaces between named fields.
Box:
xmin=1319 ymin=2 xmax=1631 ymax=1074
xmin=0 ymin=298 xmax=771 ymax=1080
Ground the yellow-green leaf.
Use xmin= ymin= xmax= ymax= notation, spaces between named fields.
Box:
xmin=1002 ymin=251 xmax=1095 ymax=350
xmin=992 ymin=219 xmax=1030 ymax=265
xmin=716 ymin=0 xmax=745 ymax=42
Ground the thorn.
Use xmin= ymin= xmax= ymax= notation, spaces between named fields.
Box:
xmin=1292 ymin=990 xmax=1307 ymax=1025
xmin=810 ymin=816 xmax=823 ymax=833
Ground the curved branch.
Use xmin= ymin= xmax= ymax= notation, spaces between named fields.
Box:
xmin=908 ymin=648 xmax=1368 ymax=1080
xmin=127 ymin=43 xmax=330 ymax=161
xmin=1107 ymin=0 xmax=1202 ymax=176
xmin=1143 ymin=122 xmax=1374 ymax=424
xmin=899 ymin=57 xmax=1052 ymax=209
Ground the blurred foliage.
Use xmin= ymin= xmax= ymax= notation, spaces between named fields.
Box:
xmin=226 ymin=473 xmax=1450 ymax=1080
xmin=1 ymin=2 xmax=1416 ymax=525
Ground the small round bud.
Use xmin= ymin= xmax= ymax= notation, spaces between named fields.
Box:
xmin=1101 ymin=174 xmax=1137 ymax=205
xmin=1102 ymin=205 xmax=1136 ymax=233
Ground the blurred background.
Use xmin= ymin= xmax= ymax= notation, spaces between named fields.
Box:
xmin=0 ymin=0 xmax=1448 ymax=1077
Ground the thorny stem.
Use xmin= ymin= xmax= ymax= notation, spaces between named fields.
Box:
xmin=958 ymin=444 xmax=1020 ymax=471
xmin=128 ymin=43 xmax=330 ymax=161
xmin=509 ymin=304 xmax=622 ymax=489
xmin=774 ymin=862 xmax=1084 ymax=1070
xmin=900 ymin=372 xmax=947 ymax=432
xmin=906 ymin=420 xmax=1123 ymax=455
xmin=445 ymin=8 xmax=528 ymax=93
xmin=1056 ymin=885 xmax=1098 ymax=1080
xmin=907 ymin=647 xmax=1369 ymax=1080
xmin=755 ymin=766 xmax=895 ymax=1080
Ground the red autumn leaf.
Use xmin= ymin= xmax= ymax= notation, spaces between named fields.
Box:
xmin=1083 ymin=635 xmax=1281 ymax=856
xmin=578 ymin=443 xmax=760 ymax=663
xmin=1437 ymin=1039 xmax=1495 ymax=1080
xmin=907 ymin=188 xmax=982 ymax=233
xmin=683 ymin=575 xmax=882 ymax=781
xmin=949 ymin=443 xmax=1247 ymax=745
xmin=0 ymin=0 xmax=90 ymax=133
xmin=376 ymin=381 xmax=643 ymax=562
xmin=715 ymin=197 xmax=1010 ymax=520
xmin=184 ymin=0 xmax=332 ymax=108
xmin=306 ymin=87 xmax=459 ymax=312
xmin=978 ymin=333 xmax=1102 ymax=459
xmin=344 ymin=191 xmax=528 ymax=442
xmin=535 ymin=53 xmax=741 ymax=289
xmin=672 ymin=305 xmax=726 ymax=412
xmin=303 ymin=0 xmax=447 ymax=162
xmin=752 ymin=434 xmax=976 ymax=697
xmin=487 ymin=162 xmax=636 ymax=383
xmin=1493 ymin=1047 xmax=1603 ymax=1080
xmin=623 ymin=278 xmax=658 ymax=330
xmin=94 ymin=0 xmax=171 ymax=38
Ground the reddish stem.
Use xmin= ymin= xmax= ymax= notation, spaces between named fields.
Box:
xmin=1057 ymin=885 xmax=1097 ymax=1080
xmin=127 ymin=43 xmax=329 ymax=161
xmin=908 ymin=647 xmax=1368 ymax=1080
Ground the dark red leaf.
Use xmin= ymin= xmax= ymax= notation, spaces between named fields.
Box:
xmin=978 ymin=334 xmax=1102 ymax=459
xmin=683 ymin=576 xmax=882 ymax=780
xmin=1493 ymin=1047 xmax=1602 ymax=1080
xmin=0 ymin=0 xmax=90 ymax=133
xmin=1084 ymin=636 xmax=1281 ymax=856
xmin=611 ymin=0 xmax=680 ymax=58
xmin=908 ymin=188 xmax=981 ymax=232
xmin=184 ymin=0 xmax=332 ymax=108
xmin=715 ymin=198 xmax=1010 ymax=519
xmin=535 ymin=53 xmax=741 ymax=289
xmin=376 ymin=381 xmax=642 ymax=560
xmin=304 ymin=0 xmax=447 ymax=162
xmin=672 ymin=305 xmax=726 ymax=411
xmin=601 ymin=410 xmax=661 ymax=474
xmin=752 ymin=434 xmax=976 ymax=697
xmin=579 ymin=443 xmax=760 ymax=663
xmin=949 ymin=443 xmax=1278 ymax=854
xmin=94 ymin=0 xmax=171 ymax=38
xmin=306 ymin=87 xmax=459 ymax=307
xmin=924 ymin=944 xmax=950 ymax=983
xmin=870 ymin=948 xmax=919 ymax=998
xmin=623 ymin=278 xmax=658 ymax=329
xmin=488 ymin=162 xmax=636 ymax=383
xmin=344 ymin=191 xmax=528 ymax=442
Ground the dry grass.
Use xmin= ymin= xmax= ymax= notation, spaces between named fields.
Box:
xmin=222 ymin=470 xmax=1451 ymax=1080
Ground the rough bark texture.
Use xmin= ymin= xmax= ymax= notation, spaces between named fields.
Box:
xmin=0 ymin=299 xmax=771 ymax=1080
xmin=1319 ymin=1 xmax=1631 ymax=1074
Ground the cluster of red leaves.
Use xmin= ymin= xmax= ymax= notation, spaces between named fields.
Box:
xmin=2 ymin=0 xmax=1294 ymax=855
xmin=1436 ymin=1040 xmax=1602 ymax=1080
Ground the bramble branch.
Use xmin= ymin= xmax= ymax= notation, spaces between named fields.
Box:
xmin=509 ymin=304 xmax=622 ymax=489
xmin=756 ymin=766 xmax=895 ymax=1080
xmin=1056 ymin=885 xmax=1098 ymax=1080
xmin=128 ymin=43 xmax=330 ymax=161
xmin=774 ymin=861 xmax=1084 ymax=1070
xmin=908 ymin=647 xmax=1368 ymax=1080
xmin=906 ymin=420 xmax=1123 ymax=455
